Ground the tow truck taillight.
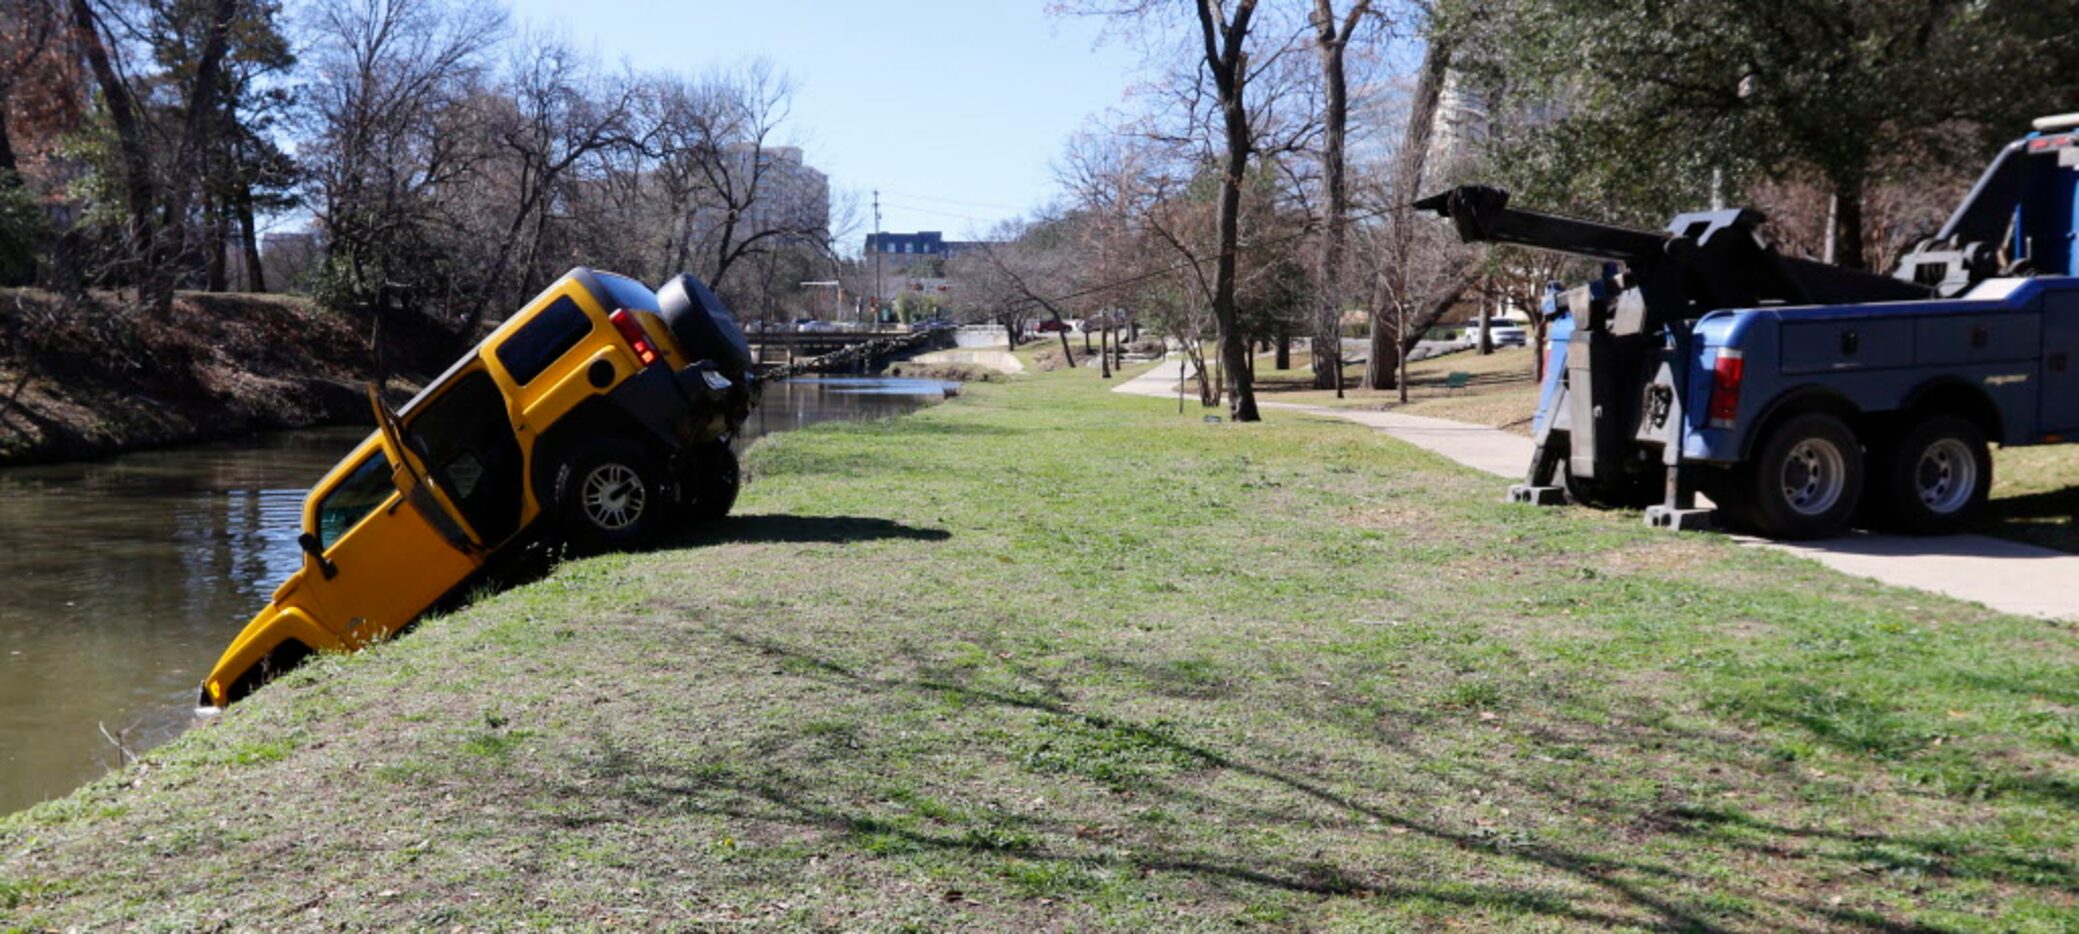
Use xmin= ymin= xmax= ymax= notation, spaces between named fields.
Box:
xmin=1706 ymin=349 xmax=1744 ymax=429
xmin=608 ymin=308 xmax=661 ymax=367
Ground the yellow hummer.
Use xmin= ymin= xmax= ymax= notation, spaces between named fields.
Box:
xmin=200 ymin=269 xmax=757 ymax=707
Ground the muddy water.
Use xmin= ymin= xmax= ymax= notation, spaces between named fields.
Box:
xmin=0 ymin=376 xmax=956 ymax=814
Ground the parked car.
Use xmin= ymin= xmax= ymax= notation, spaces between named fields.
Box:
xmin=199 ymin=268 xmax=759 ymax=708
xmin=1035 ymin=318 xmax=1071 ymax=333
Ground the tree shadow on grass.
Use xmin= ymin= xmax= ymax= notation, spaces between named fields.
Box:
xmin=662 ymin=513 xmax=951 ymax=548
xmin=420 ymin=515 xmax=948 ymax=625
xmin=1987 ymin=486 xmax=2079 ymax=554
xmin=540 ymin=627 xmax=1952 ymax=930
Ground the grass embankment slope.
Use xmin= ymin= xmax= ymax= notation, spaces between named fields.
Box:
xmin=6 ymin=364 xmax=2079 ymax=929
xmin=1258 ymin=347 xmax=2079 ymax=554
xmin=0 ymin=290 xmax=373 ymax=465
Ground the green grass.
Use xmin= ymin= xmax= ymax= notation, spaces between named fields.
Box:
xmin=3 ymin=364 xmax=2077 ymax=929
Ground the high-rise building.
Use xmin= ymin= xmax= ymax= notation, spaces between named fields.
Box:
xmin=726 ymin=144 xmax=830 ymax=245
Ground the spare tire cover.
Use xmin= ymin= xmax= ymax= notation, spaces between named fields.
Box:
xmin=658 ymin=274 xmax=753 ymax=376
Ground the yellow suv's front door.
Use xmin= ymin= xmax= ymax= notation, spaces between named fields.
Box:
xmin=294 ymin=386 xmax=490 ymax=648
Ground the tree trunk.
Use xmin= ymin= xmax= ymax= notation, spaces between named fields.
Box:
xmin=1372 ymin=325 xmax=1401 ymax=392
xmin=1197 ymin=0 xmax=1261 ymax=422
xmin=1832 ymin=174 xmax=1867 ymax=271
xmin=1477 ymin=295 xmax=1492 ymax=355
xmin=204 ymin=194 xmax=228 ymax=292
xmin=155 ymin=0 xmax=239 ymax=310
xmin=1365 ymin=306 xmax=1397 ymax=389
xmin=1275 ymin=329 xmax=1291 ymax=371
xmin=1396 ymin=329 xmax=1410 ymax=404
xmin=1531 ymin=305 xmax=1549 ymax=382
xmin=238 ymin=188 xmax=266 ymax=292
xmin=0 ymin=105 xmax=17 ymax=178
xmin=1310 ymin=0 xmax=1367 ymax=392
xmin=1099 ymin=325 xmax=1111 ymax=379
xmin=70 ymin=0 xmax=160 ymax=308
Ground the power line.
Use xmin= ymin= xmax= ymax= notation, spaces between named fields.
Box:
xmin=879 ymin=190 xmax=1032 ymax=212
xmin=983 ymin=201 xmax=1404 ymax=317
xmin=876 ymin=201 xmax=996 ymax=224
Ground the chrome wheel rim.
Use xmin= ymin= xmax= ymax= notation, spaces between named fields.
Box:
xmin=581 ymin=464 xmax=645 ymax=530
xmin=1914 ymin=438 xmax=1977 ymax=515
xmin=1780 ymin=437 xmax=1847 ymax=517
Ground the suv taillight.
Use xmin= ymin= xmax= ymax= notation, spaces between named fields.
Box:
xmin=1706 ymin=349 xmax=1743 ymax=429
xmin=608 ymin=308 xmax=661 ymax=367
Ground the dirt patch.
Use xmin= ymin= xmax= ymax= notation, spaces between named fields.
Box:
xmin=883 ymin=362 xmax=1004 ymax=383
xmin=1029 ymin=342 xmax=1106 ymax=371
xmin=0 ymin=289 xmax=377 ymax=465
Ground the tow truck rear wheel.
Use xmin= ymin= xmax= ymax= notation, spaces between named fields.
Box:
xmin=1736 ymin=412 xmax=1864 ymax=540
xmin=1872 ymin=415 xmax=1991 ymax=534
xmin=555 ymin=437 xmax=667 ymax=553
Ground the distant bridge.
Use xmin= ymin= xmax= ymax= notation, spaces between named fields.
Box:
xmin=753 ymin=327 xmax=955 ymax=378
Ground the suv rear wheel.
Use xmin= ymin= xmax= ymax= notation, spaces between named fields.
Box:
xmin=555 ymin=437 xmax=667 ymax=552
xmin=678 ymin=441 xmax=740 ymax=522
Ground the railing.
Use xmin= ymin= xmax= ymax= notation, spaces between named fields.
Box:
xmin=756 ymin=328 xmax=951 ymax=379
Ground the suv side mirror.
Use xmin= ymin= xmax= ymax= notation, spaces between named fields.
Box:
xmin=298 ymin=531 xmax=338 ymax=580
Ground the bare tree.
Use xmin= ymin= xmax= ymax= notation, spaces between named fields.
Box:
xmin=1191 ymin=0 xmax=1270 ymax=420
xmin=965 ymin=217 xmax=1080 ymax=367
xmin=1064 ymin=0 xmax=1324 ymax=413
xmin=1362 ymin=29 xmax=1467 ymax=393
xmin=453 ymin=33 xmax=634 ymax=340
xmin=301 ymin=0 xmax=506 ymax=369
xmin=1307 ymin=0 xmax=1379 ymax=396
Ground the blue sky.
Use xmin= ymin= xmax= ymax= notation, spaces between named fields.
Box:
xmin=503 ymin=0 xmax=1152 ymax=250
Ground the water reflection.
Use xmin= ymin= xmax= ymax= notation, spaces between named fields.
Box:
xmin=0 ymin=375 xmax=953 ymax=814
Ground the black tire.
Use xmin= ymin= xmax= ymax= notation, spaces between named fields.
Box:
xmin=1870 ymin=414 xmax=1991 ymax=534
xmin=678 ymin=441 xmax=741 ymax=522
xmin=554 ymin=436 xmax=668 ymax=553
xmin=1734 ymin=412 xmax=1864 ymax=539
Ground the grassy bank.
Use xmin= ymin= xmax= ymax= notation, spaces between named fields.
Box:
xmin=5 ymin=364 xmax=2077 ymax=929
xmin=0 ymin=290 xmax=374 ymax=465
xmin=1256 ymin=346 xmax=2079 ymax=554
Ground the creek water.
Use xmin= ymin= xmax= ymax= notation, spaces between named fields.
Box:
xmin=0 ymin=375 xmax=957 ymax=815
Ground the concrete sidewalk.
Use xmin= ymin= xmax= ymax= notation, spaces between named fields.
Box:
xmin=1115 ymin=358 xmax=2079 ymax=622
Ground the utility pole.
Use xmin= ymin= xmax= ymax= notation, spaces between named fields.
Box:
xmin=872 ymin=189 xmax=883 ymax=326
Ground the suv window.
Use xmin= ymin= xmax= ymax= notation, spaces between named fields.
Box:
xmin=496 ymin=296 xmax=593 ymax=386
xmin=405 ymin=370 xmax=525 ymax=545
xmin=315 ymin=450 xmax=396 ymax=550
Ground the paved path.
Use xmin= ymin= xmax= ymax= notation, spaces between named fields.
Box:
xmin=1115 ymin=358 xmax=2079 ymax=622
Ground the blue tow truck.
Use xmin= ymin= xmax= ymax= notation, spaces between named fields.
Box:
xmin=1416 ymin=116 xmax=2079 ymax=539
